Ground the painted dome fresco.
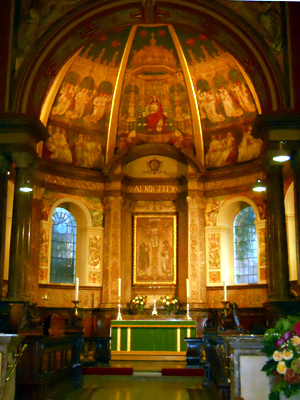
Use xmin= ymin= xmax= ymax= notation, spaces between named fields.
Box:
xmin=44 ymin=24 xmax=262 ymax=170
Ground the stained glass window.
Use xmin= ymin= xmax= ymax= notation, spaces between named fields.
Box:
xmin=233 ymin=207 xmax=258 ymax=284
xmin=50 ymin=207 xmax=77 ymax=284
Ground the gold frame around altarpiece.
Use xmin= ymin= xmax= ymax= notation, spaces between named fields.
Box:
xmin=133 ymin=214 xmax=177 ymax=286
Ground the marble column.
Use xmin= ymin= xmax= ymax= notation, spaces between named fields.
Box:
xmin=101 ymin=196 xmax=123 ymax=308
xmin=6 ymin=154 xmax=33 ymax=301
xmin=0 ymin=156 xmax=10 ymax=299
xmin=266 ymin=164 xmax=294 ymax=301
xmin=290 ymin=149 xmax=300 ymax=283
xmin=187 ymin=195 xmax=206 ymax=307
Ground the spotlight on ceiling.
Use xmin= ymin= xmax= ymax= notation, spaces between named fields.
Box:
xmin=253 ymin=179 xmax=266 ymax=192
xmin=273 ymin=141 xmax=290 ymax=163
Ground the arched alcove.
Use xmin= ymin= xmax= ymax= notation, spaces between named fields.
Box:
xmin=206 ymin=196 xmax=265 ymax=287
xmin=285 ymin=182 xmax=298 ymax=281
xmin=40 ymin=196 xmax=103 ymax=287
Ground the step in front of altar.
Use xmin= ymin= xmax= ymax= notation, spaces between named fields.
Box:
xmin=111 ymin=319 xmax=197 ymax=361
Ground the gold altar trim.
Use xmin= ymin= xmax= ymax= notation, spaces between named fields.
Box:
xmin=127 ymin=327 xmax=131 ymax=352
xmin=113 ymin=324 xmax=191 ymax=328
xmin=117 ymin=327 xmax=121 ymax=352
xmin=121 ymin=326 xmax=189 ymax=352
xmin=111 ymin=350 xmax=186 ymax=362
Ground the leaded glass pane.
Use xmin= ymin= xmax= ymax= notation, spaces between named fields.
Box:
xmin=233 ymin=207 xmax=258 ymax=284
xmin=50 ymin=207 xmax=77 ymax=284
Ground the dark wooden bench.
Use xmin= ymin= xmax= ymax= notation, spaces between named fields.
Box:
xmin=15 ymin=334 xmax=83 ymax=400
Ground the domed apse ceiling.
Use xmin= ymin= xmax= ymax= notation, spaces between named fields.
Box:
xmin=44 ymin=24 xmax=262 ymax=170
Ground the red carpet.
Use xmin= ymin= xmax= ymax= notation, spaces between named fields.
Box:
xmin=161 ymin=368 xmax=204 ymax=376
xmin=82 ymin=367 xmax=133 ymax=375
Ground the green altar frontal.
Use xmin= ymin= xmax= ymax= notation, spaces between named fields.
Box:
xmin=111 ymin=319 xmax=197 ymax=361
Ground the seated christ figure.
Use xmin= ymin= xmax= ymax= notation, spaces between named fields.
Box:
xmin=145 ymin=93 xmax=166 ymax=133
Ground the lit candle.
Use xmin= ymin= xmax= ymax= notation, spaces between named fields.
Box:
xmin=186 ymin=278 xmax=189 ymax=298
xmin=118 ymin=278 xmax=121 ymax=298
xmin=75 ymin=277 xmax=79 ymax=301
xmin=223 ymin=280 xmax=227 ymax=301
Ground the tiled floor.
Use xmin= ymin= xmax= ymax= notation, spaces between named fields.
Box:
xmin=56 ymin=361 xmax=219 ymax=400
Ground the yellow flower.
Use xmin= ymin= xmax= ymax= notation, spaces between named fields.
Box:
xmin=273 ymin=351 xmax=284 ymax=362
xmin=277 ymin=361 xmax=287 ymax=375
xmin=293 ymin=336 xmax=300 ymax=346
xmin=283 ymin=350 xmax=293 ymax=360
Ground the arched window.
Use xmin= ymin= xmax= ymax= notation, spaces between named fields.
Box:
xmin=233 ymin=206 xmax=258 ymax=284
xmin=50 ymin=207 xmax=77 ymax=284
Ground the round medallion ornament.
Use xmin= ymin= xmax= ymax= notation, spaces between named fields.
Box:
xmin=147 ymin=157 xmax=162 ymax=174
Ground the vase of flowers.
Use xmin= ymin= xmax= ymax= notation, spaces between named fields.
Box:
xmin=159 ymin=295 xmax=179 ymax=315
xmin=131 ymin=295 xmax=147 ymax=315
xmin=261 ymin=314 xmax=300 ymax=400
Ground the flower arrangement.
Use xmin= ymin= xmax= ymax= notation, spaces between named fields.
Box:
xmin=261 ymin=314 xmax=300 ymax=400
xmin=131 ymin=295 xmax=147 ymax=314
xmin=159 ymin=295 xmax=179 ymax=314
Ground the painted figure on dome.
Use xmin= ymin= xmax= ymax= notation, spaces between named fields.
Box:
xmin=52 ymin=83 xmax=75 ymax=116
xmin=84 ymin=92 xmax=112 ymax=125
xmin=229 ymin=81 xmax=256 ymax=113
xmin=218 ymin=87 xmax=243 ymax=118
xmin=205 ymin=132 xmax=237 ymax=168
xmin=45 ymin=125 xmax=72 ymax=164
xmin=198 ymin=90 xmax=225 ymax=124
xmin=145 ymin=93 xmax=166 ymax=133
xmin=237 ymin=126 xmax=263 ymax=163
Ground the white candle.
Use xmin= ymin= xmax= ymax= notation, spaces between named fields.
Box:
xmin=118 ymin=278 xmax=121 ymax=297
xmin=75 ymin=277 xmax=79 ymax=301
xmin=186 ymin=278 xmax=189 ymax=298
xmin=223 ymin=280 xmax=227 ymax=301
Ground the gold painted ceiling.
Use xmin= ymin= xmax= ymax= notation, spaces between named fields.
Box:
xmin=44 ymin=24 xmax=262 ymax=170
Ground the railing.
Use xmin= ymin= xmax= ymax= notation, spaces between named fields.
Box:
xmin=15 ymin=334 xmax=83 ymax=400
xmin=6 ymin=344 xmax=27 ymax=382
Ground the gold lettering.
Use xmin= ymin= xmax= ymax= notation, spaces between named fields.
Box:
xmin=127 ymin=185 xmax=181 ymax=193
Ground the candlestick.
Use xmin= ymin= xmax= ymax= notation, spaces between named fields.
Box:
xmin=152 ymin=299 xmax=157 ymax=316
xmin=186 ymin=278 xmax=189 ymax=298
xmin=71 ymin=300 xmax=81 ymax=318
xmin=223 ymin=280 xmax=227 ymax=301
xmin=117 ymin=296 xmax=122 ymax=321
xmin=118 ymin=278 xmax=121 ymax=298
xmin=75 ymin=277 xmax=79 ymax=301
xmin=185 ymin=296 xmax=192 ymax=321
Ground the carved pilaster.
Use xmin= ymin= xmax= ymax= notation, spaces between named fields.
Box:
xmin=102 ymin=197 xmax=123 ymax=307
xmin=187 ymin=196 xmax=206 ymax=307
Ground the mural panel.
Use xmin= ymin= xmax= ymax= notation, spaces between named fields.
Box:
xmin=133 ymin=214 xmax=177 ymax=286
xmin=44 ymin=26 xmax=132 ymax=168
xmin=174 ymin=26 xmax=262 ymax=169
xmin=116 ymin=26 xmax=194 ymax=153
xmin=43 ymin=24 xmax=263 ymax=170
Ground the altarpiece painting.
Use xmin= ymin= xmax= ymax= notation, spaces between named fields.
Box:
xmin=133 ymin=214 xmax=177 ymax=286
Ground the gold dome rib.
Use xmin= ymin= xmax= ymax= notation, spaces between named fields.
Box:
xmin=106 ymin=25 xmax=138 ymax=163
xmin=168 ymin=25 xmax=204 ymax=165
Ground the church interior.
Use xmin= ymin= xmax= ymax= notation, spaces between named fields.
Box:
xmin=1 ymin=1 xmax=300 ymax=399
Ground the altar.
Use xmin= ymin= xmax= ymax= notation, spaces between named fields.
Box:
xmin=110 ymin=318 xmax=197 ymax=361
